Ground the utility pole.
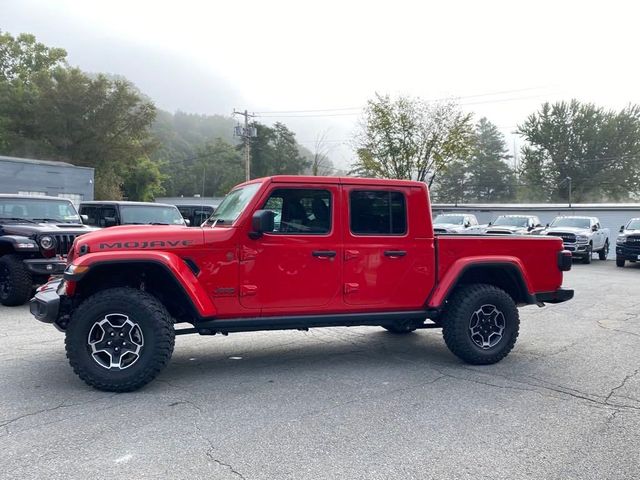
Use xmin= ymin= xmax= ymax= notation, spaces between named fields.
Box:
xmin=233 ymin=109 xmax=257 ymax=181
xmin=559 ymin=176 xmax=572 ymax=207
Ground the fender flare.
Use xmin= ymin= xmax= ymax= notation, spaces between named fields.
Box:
xmin=66 ymin=250 xmax=216 ymax=318
xmin=427 ymin=256 xmax=535 ymax=308
xmin=0 ymin=235 xmax=39 ymax=252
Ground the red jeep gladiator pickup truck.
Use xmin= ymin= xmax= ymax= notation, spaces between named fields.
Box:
xmin=30 ymin=176 xmax=573 ymax=391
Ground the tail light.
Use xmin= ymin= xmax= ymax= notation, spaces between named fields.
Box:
xmin=557 ymin=250 xmax=572 ymax=271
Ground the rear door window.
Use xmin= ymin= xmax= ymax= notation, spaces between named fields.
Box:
xmin=349 ymin=190 xmax=407 ymax=235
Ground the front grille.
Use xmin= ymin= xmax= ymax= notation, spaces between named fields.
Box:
xmin=549 ymin=232 xmax=576 ymax=243
xmin=626 ymin=235 xmax=640 ymax=245
xmin=486 ymin=230 xmax=513 ymax=235
xmin=52 ymin=234 xmax=77 ymax=255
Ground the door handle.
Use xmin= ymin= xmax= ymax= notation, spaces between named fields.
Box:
xmin=312 ymin=250 xmax=337 ymax=258
xmin=384 ymin=250 xmax=407 ymax=257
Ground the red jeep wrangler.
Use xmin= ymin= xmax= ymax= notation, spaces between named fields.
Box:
xmin=31 ymin=176 xmax=573 ymax=391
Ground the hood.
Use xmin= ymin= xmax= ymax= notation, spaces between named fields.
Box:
xmin=622 ymin=228 xmax=640 ymax=235
xmin=486 ymin=225 xmax=527 ymax=233
xmin=0 ymin=222 xmax=96 ymax=237
xmin=74 ymin=224 xmax=205 ymax=253
xmin=433 ymin=223 xmax=466 ymax=232
xmin=545 ymin=226 xmax=590 ymax=235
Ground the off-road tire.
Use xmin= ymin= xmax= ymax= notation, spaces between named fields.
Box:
xmin=598 ymin=240 xmax=609 ymax=261
xmin=442 ymin=284 xmax=519 ymax=365
xmin=0 ymin=255 xmax=33 ymax=306
xmin=582 ymin=244 xmax=592 ymax=264
xmin=383 ymin=322 xmax=418 ymax=334
xmin=616 ymin=257 xmax=625 ymax=268
xmin=65 ymin=287 xmax=175 ymax=392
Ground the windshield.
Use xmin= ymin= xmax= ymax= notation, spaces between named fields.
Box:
xmin=120 ymin=205 xmax=185 ymax=225
xmin=493 ymin=216 xmax=529 ymax=227
xmin=626 ymin=219 xmax=640 ymax=230
xmin=434 ymin=214 xmax=465 ymax=225
xmin=207 ymin=183 xmax=262 ymax=225
xmin=551 ymin=217 xmax=591 ymax=229
xmin=0 ymin=197 xmax=80 ymax=223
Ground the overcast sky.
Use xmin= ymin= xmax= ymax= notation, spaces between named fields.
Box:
xmin=3 ymin=0 xmax=640 ymax=169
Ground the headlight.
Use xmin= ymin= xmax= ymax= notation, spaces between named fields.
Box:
xmin=617 ymin=235 xmax=626 ymax=245
xmin=40 ymin=235 xmax=55 ymax=250
xmin=576 ymin=235 xmax=588 ymax=242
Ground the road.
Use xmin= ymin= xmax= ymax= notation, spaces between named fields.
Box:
xmin=1 ymin=261 xmax=639 ymax=479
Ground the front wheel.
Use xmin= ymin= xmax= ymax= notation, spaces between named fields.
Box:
xmin=582 ymin=244 xmax=592 ymax=264
xmin=0 ymin=255 xmax=33 ymax=306
xmin=442 ymin=284 xmax=519 ymax=365
xmin=598 ymin=240 xmax=609 ymax=261
xmin=616 ymin=257 xmax=625 ymax=268
xmin=65 ymin=287 xmax=175 ymax=392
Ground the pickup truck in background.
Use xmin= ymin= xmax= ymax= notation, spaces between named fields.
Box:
xmin=30 ymin=176 xmax=573 ymax=392
xmin=482 ymin=215 xmax=545 ymax=235
xmin=615 ymin=218 xmax=640 ymax=267
xmin=432 ymin=213 xmax=479 ymax=234
xmin=540 ymin=216 xmax=609 ymax=264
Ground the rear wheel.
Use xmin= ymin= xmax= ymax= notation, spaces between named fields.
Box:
xmin=0 ymin=255 xmax=33 ymax=306
xmin=598 ymin=240 xmax=609 ymax=260
xmin=442 ymin=284 xmax=519 ymax=365
xmin=616 ymin=257 xmax=625 ymax=268
xmin=65 ymin=287 xmax=175 ymax=392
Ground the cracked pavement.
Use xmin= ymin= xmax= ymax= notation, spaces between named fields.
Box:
xmin=0 ymin=261 xmax=639 ymax=479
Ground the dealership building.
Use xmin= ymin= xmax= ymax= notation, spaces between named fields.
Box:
xmin=0 ymin=155 xmax=94 ymax=205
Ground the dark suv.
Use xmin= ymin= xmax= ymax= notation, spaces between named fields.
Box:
xmin=79 ymin=201 xmax=187 ymax=227
xmin=176 ymin=204 xmax=215 ymax=227
xmin=0 ymin=195 xmax=96 ymax=306
xmin=616 ymin=218 xmax=640 ymax=267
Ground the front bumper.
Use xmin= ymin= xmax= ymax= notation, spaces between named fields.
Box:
xmin=23 ymin=258 xmax=67 ymax=276
xmin=562 ymin=242 xmax=590 ymax=256
xmin=535 ymin=288 xmax=574 ymax=304
xmin=616 ymin=245 xmax=640 ymax=261
xmin=29 ymin=279 xmax=62 ymax=325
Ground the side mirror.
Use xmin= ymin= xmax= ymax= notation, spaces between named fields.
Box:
xmin=620 ymin=225 xmax=625 ymax=233
xmin=488 ymin=222 xmax=492 ymax=226
xmin=591 ymin=225 xmax=598 ymax=232
xmin=546 ymin=223 xmax=550 ymax=228
xmin=80 ymin=214 xmax=89 ymax=224
xmin=464 ymin=222 xmax=470 ymax=228
xmin=103 ymin=216 xmax=117 ymax=227
xmin=249 ymin=210 xmax=275 ymax=239
xmin=184 ymin=219 xmax=191 ymax=226
xmin=527 ymin=226 xmax=534 ymax=231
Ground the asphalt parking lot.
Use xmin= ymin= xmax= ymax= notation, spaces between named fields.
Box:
xmin=1 ymin=261 xmax=639 ymax=480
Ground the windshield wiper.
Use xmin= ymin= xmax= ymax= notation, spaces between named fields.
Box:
xmin=148 ymin=222 xmax=170 ymax=225
xmin=0 ymin=217 xmax=37 ymax=224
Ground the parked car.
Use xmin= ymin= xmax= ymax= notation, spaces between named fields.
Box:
xmin=615 ymin=218 xmax=640 ymax=267
xmin=484 ymin=215 xmax=544 ymax=235
xmin=79 ymin=201 xmax=187 ymax=227
xmin=0 ymin=194 xmax=96 ymax=306
xmin=432 ymin=213 xmax=479 ymax=234
xmin=31 ymin=175 xmax=573 ymax=392
xmin=176 ymin=204 xmax=215 ymax=227
xmin=540 ymin=216 xmax=609 ymax=264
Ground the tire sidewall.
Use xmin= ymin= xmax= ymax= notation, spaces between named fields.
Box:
xmin=66 ymin=291 xmax=169 ymax=387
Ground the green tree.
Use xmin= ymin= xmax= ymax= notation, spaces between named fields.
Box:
xmin=195 ymin=138 xmax=244 ymax=196
xmin=0 ymin=31 xmax=157 ymax=199
xmin=350 ymin=93 xmax=474 ymax=185
xmin=122 ymin=157 xmax=166 ymax=201
xmin=517 ymin=100 xmax=640 ymax=202
xmin=466 ymin=118 xmax=516 ymax=202
xmin=249 ymin=122 xmax=309 ymax=178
